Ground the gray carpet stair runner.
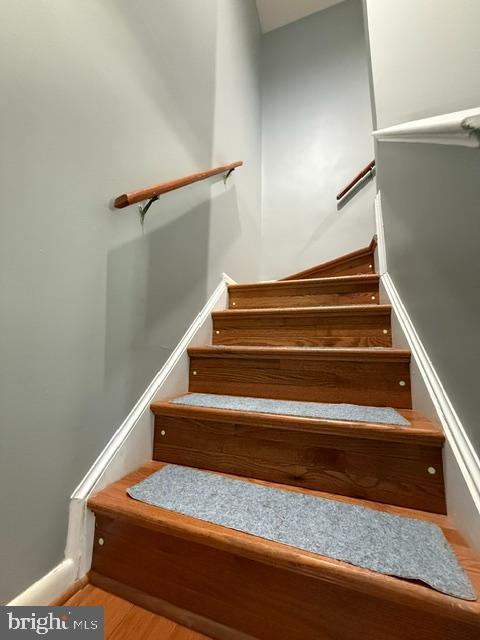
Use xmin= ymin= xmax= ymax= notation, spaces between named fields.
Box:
xmin=128 ymin=465 xmax=475 ymax=601
xmin=171 ymin=392 xmax=410 ymax=426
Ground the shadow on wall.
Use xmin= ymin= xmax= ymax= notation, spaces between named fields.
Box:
xmin=296 ymin=180 xmax=377 ymax=262
xmin=337 ymin=169 xmax=376 ymax=211
xmin=205 ymin=183 xmax=244 ymax=283
xmin=104 ymin=199 xmax=208 ymax=410
xmin=0 ymin=0 xmax=261 ymax=605
xmin=104 ymin=182 xmax=241 ymax=420
xmin=101 ymin=0 xmax=227 ymax=414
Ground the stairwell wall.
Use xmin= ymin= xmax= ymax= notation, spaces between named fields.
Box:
xmin=364 ymin=0 xmax=480 ymax=458
xmin=260 ymin=0 xmax=375 ymax=280
xmin=364 ymin=0 xmax=480 ymax=131
xmin=0 ymin=0 xmax=261 ymax=603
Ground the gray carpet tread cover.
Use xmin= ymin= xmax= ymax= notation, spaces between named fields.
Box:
xmin=171 ymin=393 xmax=410 ymax=426
xmin=127 ymin=465 xmax=476 ymax=601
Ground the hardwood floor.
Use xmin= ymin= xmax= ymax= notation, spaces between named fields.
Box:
xmin=66 ymin=585 xmax=211 ymax=640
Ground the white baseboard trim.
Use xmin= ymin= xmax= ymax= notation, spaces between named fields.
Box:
xmin=8 ymin=559 xmax=77 ymax=606
xmin=10 ymin=274 xmax=235 ymax=605
xmin=375 ymin=193 xmax=480 ymax=553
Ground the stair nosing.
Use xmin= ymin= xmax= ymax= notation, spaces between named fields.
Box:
xmin=212 ymin=304 xmax=392 ymax=319
xmin=228 ymin=273 xmax=380 ymax=292
xmin=151 ymin=400 xmax=444 ymax=445
xmin=188 ymin=345 xmax=411 ymax=362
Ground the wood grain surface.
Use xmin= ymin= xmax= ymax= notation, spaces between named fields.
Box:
xmin=188 ymin=346 xmax=412 ymax=408
xmin=152 ymin=403 xmax=445 ymax=512
xmin=212 ymin=304 xmax=392 ymax=347
xmin=88 ymin=463 xmax=480 ymax=639
xmin=228 ymin=274 xmax=380 ymax=309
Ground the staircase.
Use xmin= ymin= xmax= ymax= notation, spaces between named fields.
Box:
xmin=88 ymin=241 xmax=480 ymax=639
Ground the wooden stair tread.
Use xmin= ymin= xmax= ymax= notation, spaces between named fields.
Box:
xmin=188 ymin=345 xmax=410 ymax=361
xmin=89 ymin=461 xmax=480 ymax=626
xmin=151 ymin=398 xmax=443 ymax=445
xmin=229 ymin=273 xmax=379 ymax=292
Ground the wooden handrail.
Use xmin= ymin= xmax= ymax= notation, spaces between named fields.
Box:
xmin=114 ymin=161 xmax=243 ymax=209
xmin=336 ymin=160 xmax=375 ymax=201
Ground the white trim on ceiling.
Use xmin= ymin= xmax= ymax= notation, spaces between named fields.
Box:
xmin=373 ymin=108 xmax=480 ymax=148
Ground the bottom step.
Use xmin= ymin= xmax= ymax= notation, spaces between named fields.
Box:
xmin=89 ymin=462 xmax=480 ymax=640
xmin=127 ymin=465 xmax=472 ymax=600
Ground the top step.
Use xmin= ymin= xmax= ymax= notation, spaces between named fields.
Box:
xmin=228 ymin=274 xmax=379 ymax=310
xmin=281 ymin=237 xmax=377 ymax=280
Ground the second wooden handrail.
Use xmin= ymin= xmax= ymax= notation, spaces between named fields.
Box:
xmin=336 ymin=160 xmax=375 ymax=200
xmin=114 ymin=161 xmax=243 ymax=209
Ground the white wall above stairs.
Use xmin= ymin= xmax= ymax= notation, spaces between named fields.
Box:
xmin=260 ymin=0 xmax=375 ymax=280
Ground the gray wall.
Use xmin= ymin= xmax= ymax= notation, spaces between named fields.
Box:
xmin=365 ymin=0 xmax=480 ymax=128
xmin=364 ymin=0 xmax=480 ymax=455
xmin=260 ymin=0 xmax=375 ymax=280
xmin=377 ymin=143 xmax=480 ymax=454
xmin=0 ymin=0 xmax=261 ymax=603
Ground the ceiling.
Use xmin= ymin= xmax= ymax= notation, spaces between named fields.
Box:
xmin=256 ymin=0 xmax=345 ymax=33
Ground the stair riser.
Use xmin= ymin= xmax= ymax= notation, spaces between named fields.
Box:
xmin=228 ymin=281 xmax=379 ymax=310
xmin=189 ymin=354 xmax=412 ymax=408
xmin=91 ymin=515 xmax=478 ymax=640
xmin=212 ymin=313 xmax=391 ymax=347
xmin=153 ymin=413 xmax=445 ymax=512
